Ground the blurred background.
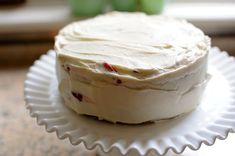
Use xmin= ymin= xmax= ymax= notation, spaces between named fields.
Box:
xmin=0 ymin=0 xmax=235 ymax=65
xmin=0 ymin=0 xmax=235 ymax=156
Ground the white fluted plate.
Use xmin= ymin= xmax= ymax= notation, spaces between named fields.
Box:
xmin=24 ymin=47 xmax=235 ymax=156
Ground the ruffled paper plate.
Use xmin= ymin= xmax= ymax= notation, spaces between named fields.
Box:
xmin=24 ymin=47 xmax=235 ymax=156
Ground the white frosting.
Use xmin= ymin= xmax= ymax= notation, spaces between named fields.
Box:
xmin=55 ymin=12 xmax=211 ymax=124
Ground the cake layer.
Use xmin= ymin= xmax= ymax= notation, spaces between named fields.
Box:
xmin=58 ymin=58 xmax=210 ymax=123
xmin=55 ymin=12 xmax=211 ymax=123
xmin=61 ymin=77 xmax=209 ymax=124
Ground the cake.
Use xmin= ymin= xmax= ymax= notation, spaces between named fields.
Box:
xmin=55 ymin=12 xmax=211 ymax=124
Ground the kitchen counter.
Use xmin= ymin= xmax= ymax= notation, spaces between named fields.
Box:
xmin=0 ymin=68 xmax=96 ymax=156
xmin=1 ymin=66 xmax=235 ymax=156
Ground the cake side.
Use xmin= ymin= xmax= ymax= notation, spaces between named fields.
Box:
xmin=55 ymin=12 xmax=211 ymax=124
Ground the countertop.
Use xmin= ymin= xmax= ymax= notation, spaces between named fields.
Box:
xmin=1 ymin=66 xmax=235 ymax=156
xmin=0 ymin=68 xmax=96 ymax=156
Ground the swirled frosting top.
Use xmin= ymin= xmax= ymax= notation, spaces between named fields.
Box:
xmin=55 ymin=12 xmax=210 ymax=84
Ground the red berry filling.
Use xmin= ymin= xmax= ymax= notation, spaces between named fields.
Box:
xmin=103 ymin=62 xmax=117 ymax=72
xmin=72 ymin=91 xmax=83 ymax=102
xmin=133 ymin=70 xmax=139 ymax=73
xmin=116 ymin=79 xmax=122 ymax=84
xmin=66 ymin=66 xmax=70 ymax=72
xmin=62 ymin=64 xmax=71 ymax=73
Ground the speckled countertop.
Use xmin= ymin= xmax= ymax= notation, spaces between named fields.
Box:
xmin=0 ymin=68 xmax=97 ymax=156
xmin=1 ymin=67 xmax=235 ymax=156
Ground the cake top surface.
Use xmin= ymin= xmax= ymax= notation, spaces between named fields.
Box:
xmin=55 ymin=12 xmax=210 ymax=82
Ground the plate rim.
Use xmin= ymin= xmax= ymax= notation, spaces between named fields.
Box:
xmin=24 ymin=47 xmax=235 ymax=156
